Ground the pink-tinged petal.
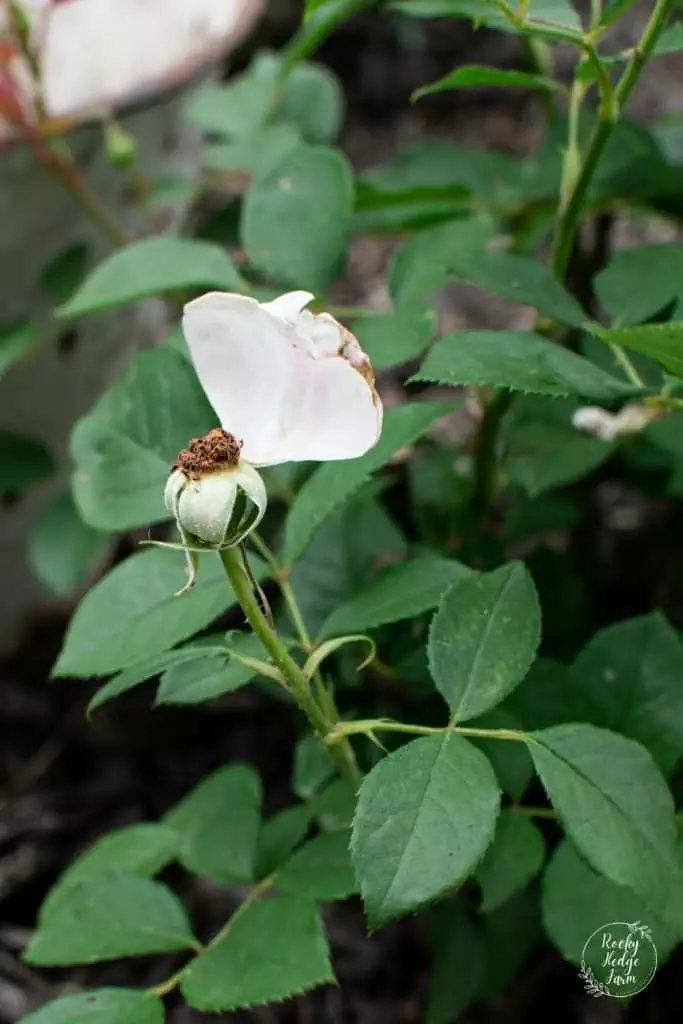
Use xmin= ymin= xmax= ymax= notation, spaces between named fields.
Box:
xmin=257 ymin=353 xmax=383 ymax=465
xmin=38 ymin=0 xmax=264 ymax=120
xmin=182 ymin=292 xmax=295 ymax=464
xmin=262 ymin=291 xmax=314 ymax=322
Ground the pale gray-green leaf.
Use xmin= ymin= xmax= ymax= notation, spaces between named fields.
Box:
xmin=390 ymin=215 xmax=496 ymax=309
xmin=279 ymin=60 xmax=344 ymax=142
xmin=71 ymin=348 xmax=215 ymax=531
xmin=202 ymin=125 xmax=300 ymax=178
xmin=654 ymin=22 xmax=683 ymax=55
xmin=352 ymin=310 xmax=436 ymax=371
xmin=28 ymin=492 xmax=110 ymax=597
xmin=242 ymin=143 xmax=353 ymax=292
xmin=59 ymin=238 xmax=243 ymax=318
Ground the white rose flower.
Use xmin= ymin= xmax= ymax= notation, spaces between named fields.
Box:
xmin=181 ymin=290 xmax=383 ymax=466
xmin=164 ymin=291 xmax=382 ymax=578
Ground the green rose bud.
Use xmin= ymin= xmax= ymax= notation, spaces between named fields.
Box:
xmin=165 ymin=429 xmax=266 ymax=550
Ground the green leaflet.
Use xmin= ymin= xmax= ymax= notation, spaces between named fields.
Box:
xmin=351 ymin=734 xmax=500 ymax=927
xmin=180 ymin=897 xmax=334 ymax=1011
xmin=428 ymin=563 xmax=541 ymax=721
xmin=59 ymin=237 xmax=244 ymax=318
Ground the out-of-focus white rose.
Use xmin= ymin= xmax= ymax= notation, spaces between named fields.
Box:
xmin=572 ymin=402 xmax=659 ymax=442
xmin=182 ymin=290 xmax=384 ymax=466
xmin=0 ymin=0 xmax=263 ymax=135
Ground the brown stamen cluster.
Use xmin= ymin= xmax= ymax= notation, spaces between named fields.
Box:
xmin=173 ymin=429 xmax=242 ymax=479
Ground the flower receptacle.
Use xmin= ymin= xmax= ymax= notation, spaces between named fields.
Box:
xmin=165 ymin=429 xmax=267 ymax=550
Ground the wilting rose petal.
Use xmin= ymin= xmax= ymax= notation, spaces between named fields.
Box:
xmin=269 ymin=348 xmax=382 ymax=463
xmin=262 ymin=290 xmax=314 ymax=323
xmin=182 ymin=291 xmax=383 ymax=466
xmin=183 ymin=293 xmax=296 ymax=465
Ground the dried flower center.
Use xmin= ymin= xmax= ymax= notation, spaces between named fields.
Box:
xmin=173 ymin=429 xmax=242 ymax=478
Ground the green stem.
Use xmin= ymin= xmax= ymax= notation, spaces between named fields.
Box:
xmin=280 ymin=576 xmax=315 ymax=652
xmin=325 ymin=718 xmax=527 ymax=745
xmin=608 ymin=342 xmax=645 ymax=388
xmin=219 ymin=547 xmax=362 ymax=789
xmin=282 ymin=0 xmax=377 ymax=71
xmin=524 ymin=36 xmax=556 ymax=124
xmin=207 ymin=874 xmax=274 ymax=948
xmin=148 ymin=876 xmax=274 ymax=999
xmin=559 ymin=78 xmax=586 ymax=209
xmin=551 ymin=0 xmax=676 ymax=279
xmin=474 ymin=390 xmax=512 ymax=515
xmin=40 ymin=139 xmax=132 ymax=246
xmin=589 ymin=0 xmax=603 ymax=30
xmin=513 ymin=804 xmax=557 ymax=820
xmin=454 ymin=724 xmax=525 ymax=742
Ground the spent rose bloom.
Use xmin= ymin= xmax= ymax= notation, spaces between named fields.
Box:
xmin=181 ymin=290 xmax=383 ymax=465
xmin=163 ymin=291 xmax=382 ymax=571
